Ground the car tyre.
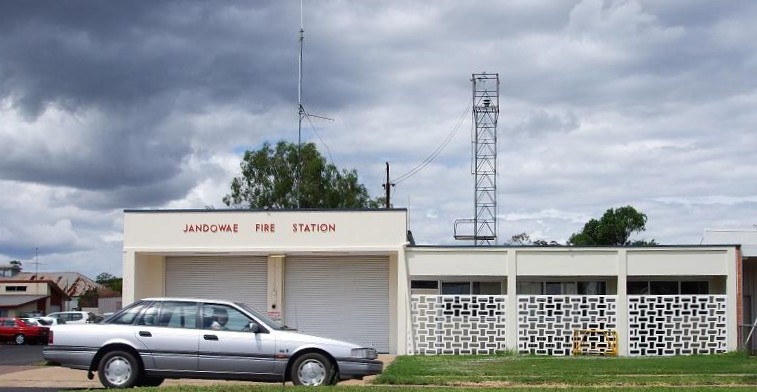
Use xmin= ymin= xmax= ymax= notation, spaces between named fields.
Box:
xmin=14 ymin=334 xmax=25 ymax=345
xmin=98 ymin=350 xmax=140 ymax=388
xmin=291 ymin=352 xmax=336 ymax=386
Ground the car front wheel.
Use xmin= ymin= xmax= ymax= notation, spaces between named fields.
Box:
xmin=291 ymin=352 xmax=336 ymax=386
xmin=14 ymin=334 xmax=25 ymax=345
xmin=98 ymin=350 xmax=140 ymax=388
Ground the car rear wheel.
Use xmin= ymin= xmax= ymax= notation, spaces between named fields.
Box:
xmin=14 ymin=334 xmax=25 ymax=345
xmin=291 ymin=352 xmax=336 ymax=386
xmin=98 ymin=350 xmax=140 ymax=388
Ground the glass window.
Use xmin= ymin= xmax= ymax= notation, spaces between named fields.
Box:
xmin=562 ymin=282 xmax=578 ymax=295
xmin=109 ymin=302 xmax=148 ymax=325
xmin=650 ymin=281 xmax=678 ymax=295
xmin=473 ymin=281 xmax=502 ymax=295
xmin=517 ymin=282 xmax=543 ymax=295
xmin=681 ymin=281 xmax=709 ymax=294
xmin=545 ymin=282 xmax=562 ymax=295
xmin=578 ymin=281 xmax=606 ymax=295
xmin=411 ymin=281 xmax=438 ymax=289
xmin=441 ymin=282 xmax=470 ymax=295
xmin=137 ymin=303 xmax=161 ymax=326
xmin=202 ymin=304 xmax=252 ymax=332
xmin=627 ymin=281 xmax=649 ymax=294
xmin=158 ymin=302 xmax=198 ymax=329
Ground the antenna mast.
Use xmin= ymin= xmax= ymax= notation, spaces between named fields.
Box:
xmin=454 ymin=73 xmax=500 ymax=245
xmin=296 ymin=0 xmax=304 ymax=208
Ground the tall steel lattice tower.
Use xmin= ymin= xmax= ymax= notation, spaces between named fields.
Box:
xmin=455 ymin=73 xmax=499 ymax=245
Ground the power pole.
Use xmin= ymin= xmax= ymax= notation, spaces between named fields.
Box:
xmin=382 ymin=162 xmax=394 ymax=208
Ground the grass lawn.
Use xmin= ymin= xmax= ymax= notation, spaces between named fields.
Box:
xmin=374 ymin=352 xmax=757 ymax=387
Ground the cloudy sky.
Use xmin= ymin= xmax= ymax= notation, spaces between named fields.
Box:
xmin=1 ymin=0 xmax=756 ymax=278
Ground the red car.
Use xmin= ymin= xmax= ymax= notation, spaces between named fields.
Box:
xmin=0 ymin=317 xmax=50 ymax=345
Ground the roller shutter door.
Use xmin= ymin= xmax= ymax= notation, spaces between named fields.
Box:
xmin=165 ymin=256 xmax=268 ymax=310
xmin=284 ymin=256 xmax=389 ymax=352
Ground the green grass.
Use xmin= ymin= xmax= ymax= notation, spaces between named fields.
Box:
xmin=374 ymin=352 xmax=757 ymax=387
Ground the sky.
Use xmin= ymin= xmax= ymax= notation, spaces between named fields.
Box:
xmin=1 ymin=0 xmax=756 ymax=279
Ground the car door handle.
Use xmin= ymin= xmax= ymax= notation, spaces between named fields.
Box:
xmin=203 ymin=334 xmax=218 ymax=341
xmin=139 ymin=331 xmax=152 ymax=337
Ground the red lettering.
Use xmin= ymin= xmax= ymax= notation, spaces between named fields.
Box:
xmin=291 ymin=223 xmax=336 ymax=233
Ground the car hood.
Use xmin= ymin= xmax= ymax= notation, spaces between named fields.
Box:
xmin=274 ymin=330 xmax=362 ymax=349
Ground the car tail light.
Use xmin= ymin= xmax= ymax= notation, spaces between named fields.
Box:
xmin=48 ymin=330 xmax=54 ymax=345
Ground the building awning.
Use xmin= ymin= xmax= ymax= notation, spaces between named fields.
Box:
xmin=0 ymin=295 xmax=47 ymax=307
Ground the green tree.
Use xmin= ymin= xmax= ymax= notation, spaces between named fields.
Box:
xmin=223 ymin=141 xmax=382 ymax=209
xmin=508 ymin=232 xmax=561 ymax=246
xmin=96 ymin=272 xmax=123 ymax=293
xmin=568 ymin=206 xmax=657 ymax=246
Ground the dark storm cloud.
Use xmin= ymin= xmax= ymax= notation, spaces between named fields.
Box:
xmin=0 ymin=1 xmax=298 ymax=117
xmin=0 ymin=0 xmax=306 ymax=195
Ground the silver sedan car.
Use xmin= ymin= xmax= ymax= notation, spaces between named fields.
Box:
xmin=43 ymin=297 xmax=382 ymax=388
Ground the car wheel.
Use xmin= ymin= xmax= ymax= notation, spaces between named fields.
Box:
xmin=291 ymin=352 xmax=335 ymax=386
xmin=97 ymin=350 xmax=140 ymax=388
xmin=14 ymin=334 xmax=25 ymax=345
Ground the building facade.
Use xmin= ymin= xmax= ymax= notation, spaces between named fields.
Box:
xmin=123 ymin=209 xmax=746 ymax=356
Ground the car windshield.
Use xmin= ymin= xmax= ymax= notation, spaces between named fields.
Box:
xmin=34 ymin=318 xmax=52 ymax=326
xmin=235 ymin=302 xmax=293 ymax=331
xmin=19 ymin=318 xmax=36 ymax=326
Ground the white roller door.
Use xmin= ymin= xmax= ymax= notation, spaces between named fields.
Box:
xmin=165 ymin=256 xmax=268 ymax=310
xmin=284 ymin=256 xmax=390 ymax=353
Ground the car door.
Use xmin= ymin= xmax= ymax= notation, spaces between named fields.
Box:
xmin=134 ymin=301 xmax=199 ymax=372
xmin=0 ymin=318 xmax=12 ymax=339
xmin=197 ymin=303 xmax=276 ymax=376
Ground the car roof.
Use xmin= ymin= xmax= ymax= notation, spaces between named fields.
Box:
xmin=140 ymin=297 xmax=239 ymax=306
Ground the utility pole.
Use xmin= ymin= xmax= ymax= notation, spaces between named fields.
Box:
xmin=382 ymin=162 xmax=395 ymax=209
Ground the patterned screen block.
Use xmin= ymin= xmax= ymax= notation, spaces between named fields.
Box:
xmin=517 ymin=296 xmax=618 ymax=356
xmin=409 ymin=295 xmax=507 ymax=355
xmin=627 ymin=295 xmax=727 ymax=356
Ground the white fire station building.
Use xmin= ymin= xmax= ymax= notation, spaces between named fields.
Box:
xmin=123 ymin=209 xmax=755 ymax=356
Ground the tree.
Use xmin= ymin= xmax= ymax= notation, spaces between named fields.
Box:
xmin=568 ymin=206 xmax=657 ymax=246
xmin=508 ymin=232 xmax=562 ymax=246
xmin=223 ymin=141 xmax=382 ymax=209
xmin=96 ymin=272 xmax=123 ymax=293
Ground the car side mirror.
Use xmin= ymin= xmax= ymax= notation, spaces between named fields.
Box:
xmin=245 ymin=322 xmax=262 ymax=333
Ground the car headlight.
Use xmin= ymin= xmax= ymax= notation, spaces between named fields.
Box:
xmin=350 ymin=348 xmax=378 ymax=359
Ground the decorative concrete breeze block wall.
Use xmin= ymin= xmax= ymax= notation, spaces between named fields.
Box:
xmin=627 ymin=295 xmax=728 ymax=355
xmin=410 ymin=295 xmax=728 ymax=356
xmin=409 ymin=295 xmax=507 ymax=354
xmin=518 ymin=295 xmax=617 ymax=355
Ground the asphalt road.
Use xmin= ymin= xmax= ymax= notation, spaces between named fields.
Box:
xmin=0 ymin=343 xmax=44 ymax=366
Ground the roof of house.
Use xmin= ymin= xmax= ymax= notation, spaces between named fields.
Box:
xmin=0 ymin=295 xmax=47 ymax=308
xmin=0 ymin=279 xmax=71 ymax=300
xmin=8 ymin=272 xmax=103 ymax=297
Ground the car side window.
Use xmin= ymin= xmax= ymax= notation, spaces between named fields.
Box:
xmin=158 ymin=302 xmax=198 ymax=329
xmin=110 ymin=302 xmax=148 ymax=325
xmin=202 ymin=304 xmax=253 ymax=332
xmin=137 ymin=303 xmax=161 ymax=326
xmin=72 ymin=314 xmax=82 ymax=321
xmin=3 ymin=319 xmax=14 ymax=327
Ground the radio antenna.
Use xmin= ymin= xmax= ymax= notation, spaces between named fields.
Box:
xmin=295 ymin=0 xmax=333 ymax=208
xmin=296 ymin=0 xmax=305 ymax=208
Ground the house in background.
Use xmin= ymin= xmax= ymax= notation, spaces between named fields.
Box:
xmin=8 ymin=271 xmax=104 ymax=311
xmin=0 ymin=278 xmax=69 ymax=317
xmin=0 ymin=264 xmax=104 ymax=316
